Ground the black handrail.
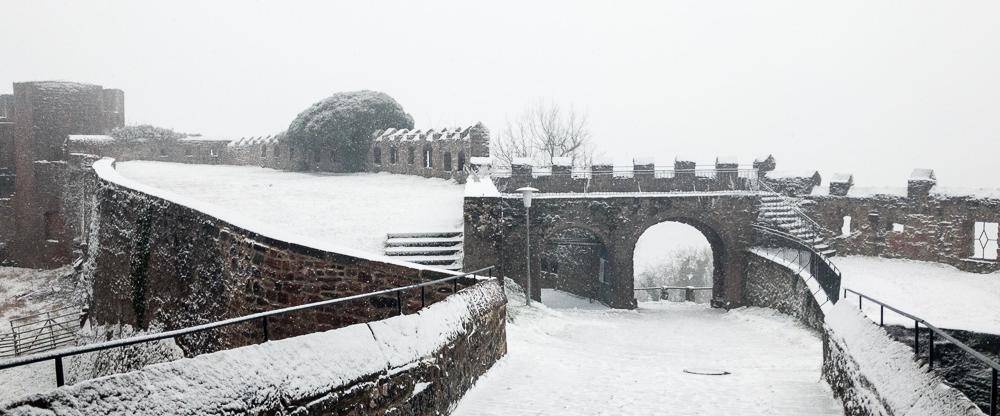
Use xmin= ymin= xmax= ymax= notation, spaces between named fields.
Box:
xmin=633 ymin=286 xmax=712 ymax=291
xmin=751 ymin=225 xmax=842 ymax=303
xmin=843 ymin=287 xmax=999 ymax=416
xmin=0 ymin=266 xmax=496 ymax=388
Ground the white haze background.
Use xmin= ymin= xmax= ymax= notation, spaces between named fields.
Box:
xmin=2 ymin=1 xmax=999 ymax=187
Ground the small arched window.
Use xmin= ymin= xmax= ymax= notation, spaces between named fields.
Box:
xmin=389 ymin=146 xmax=398 ymax=164
xmin=408 ymin=147 xmax=415 ymax=164
xmin=457 ymin=151 xmax=466 ymax=172
xmin=261 ymin=146 xmax=267 ymax=158
xmin=373 ymin=147 xmax=382 ymax=164
xmin=443 ymin=151 xmax=452 ymax=171
xmin=424 ymin=145 xmax=433 ymax=169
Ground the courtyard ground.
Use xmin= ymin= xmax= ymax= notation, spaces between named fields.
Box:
xmin=835 ymin=256 xmax=1000 ymax=334
xmin=114 ymin=161 xmax=465 ymax=254
xmin=452 ymin=288 xmax=844 ymax=416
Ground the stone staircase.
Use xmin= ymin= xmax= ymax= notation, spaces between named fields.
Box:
xmin=758 ymin=192 xmax=837 ymax=257
xmin=383 ymin=231 xmax=464 ymax=271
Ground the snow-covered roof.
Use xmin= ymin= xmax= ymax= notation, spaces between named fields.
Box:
xmin=469 ymin=157 xmax=492 ymax=166
xmin=909 ymin=168 xmax=935 ymax=182
xmin=766 ymin=170 xmax=820 ymax=180
xmin=829 ymin=173 xmax=853 ymax=184
xmin=511 ymin=157 xmax=533 ymax=166
xmin=180 ymin=135 xmax=232 ymax=143
xmin=374 ymin=124 xmax=480 ymax=142
xmin=715 ymin=156 xmax=738 ymax=165
xmin=67 ymin=134 xmax=113 ymax=143
xmin=551 ymin=157 xmax=572 ymax=167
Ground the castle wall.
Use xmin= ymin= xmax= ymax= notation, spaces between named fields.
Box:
xmin=88 ymin=159 xmax=469 ymax=355
xmin=368 ymin=123 xmax=490 ymax=183
xmin=0 ymin=120 xmax=13 ymax=196
xmin=1 ymin=279 xmax=507 ymax=416
xmin=803 ymin=192 xmax=1000 ymax=273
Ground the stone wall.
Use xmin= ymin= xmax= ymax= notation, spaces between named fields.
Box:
xmin=0 ymin=121 xmax=13 ymax=197
xmin=822 ymin=303 xmax=985 ymax=416
xmin=803 ymin=192 xmax=1000 ymax=273
xmin=463 ymin=188 xmax=758 ymax=309
xmin=88 ymin=159 xmax=469 ymax=355
xmin=4 ymin=81 xmax=124 ymax=268
xmin=1 ymin=279 xmax=507 ymax=416
xmin=368 ymin=123 xmax=490 ymax=183
xmin=743 ymin=250 xmax=828 ymax=331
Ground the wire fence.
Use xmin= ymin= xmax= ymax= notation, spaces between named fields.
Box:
xmin=0 ymin=307 xmax=81 ymax=358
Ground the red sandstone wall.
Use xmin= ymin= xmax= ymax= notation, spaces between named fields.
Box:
xmin=88 ymin=160 xmax=469 ymax=355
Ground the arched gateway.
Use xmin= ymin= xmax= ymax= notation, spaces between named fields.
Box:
xmin=463 ymin=192 xmax=759 ymax=309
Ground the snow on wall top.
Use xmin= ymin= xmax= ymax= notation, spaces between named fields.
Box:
xmin=715 ymin=156 xmax=738 ymax=165
xmin=465 ymin=174 xmax=500 ymax=198
xmin=766 ymin=170 xmax=820 ymax=180
xmin=228 ymin=135 xmax=279 ymax=147
xmin=180 ymin=135 xmax=233 ymax=143
xmin=825 ymin=302 xmax=987 ymax=416
xmin=632 ymin=157 xmax=654 ymax=166
xmin=67 ymin=134 xmax=114 ymax=143
xmin=373 ymin=124 xmax=481 ymax=143
xmin=829 ymin=173 xmax=853 ymax=184
xmin=469 ymin=157 xmax=492 ymax=166
xmin=0 ymin=281 xmax=503 ymax=415
xmin=909 ymin=168 xmax=936 ymax=182
xmin=92 ymin=158 xmax=462 ymax=275
xmin=551 ymin=157 xmax=572 ymax=167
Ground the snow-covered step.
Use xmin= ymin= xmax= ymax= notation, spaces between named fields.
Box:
xmin=384 ymin=246 xmax=461 ymax=256
xmin=384 ymin=230 xmax=465 ymax=270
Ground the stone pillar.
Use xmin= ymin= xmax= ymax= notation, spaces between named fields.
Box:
xmin=753 ymin=154 xmax=776 ymax=178
xmin=511 ymin=158 xmax=533 ymax=177
xmin=674 ymin=157 xmax=696 ymax=180
xmin=829 ymin=173 xmax=854 ymax=196
xmin=907 ymin=168 xmax=936 ymax=200
xmin=551 ymin=157 xmax=572 ymax=175
xmin=591 ymin=162 xmax=613 ymax=176
xmin=715 ymin=156 xmax=739 ymax=187
xmin=633 ymin=157 xmax=654 ymax=178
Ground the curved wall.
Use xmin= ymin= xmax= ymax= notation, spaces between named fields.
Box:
xmin=87 ymin=158 xmax=467 ymax=354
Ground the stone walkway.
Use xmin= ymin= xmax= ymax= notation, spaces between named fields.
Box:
xmin=452 ymin=289 xmax=844 ymax=416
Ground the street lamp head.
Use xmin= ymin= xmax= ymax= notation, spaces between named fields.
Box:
xmin=515 ymin=187 xmax=539 ymax=208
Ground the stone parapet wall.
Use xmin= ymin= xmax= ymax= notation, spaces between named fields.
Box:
xmin=367 ymin=123 xmax=489 ymax=183
xmin=803 ymin=193 xmax=1000 ymax=273
xmin=88 ymin=159 xmax=467 ymax=355
xmin=743 ymin=250 xmax=828 ymax=331
xmin=822 ymin=303 xmax=985 ymax=416
xmin=1 ymin=279 xmax=507 ymax=416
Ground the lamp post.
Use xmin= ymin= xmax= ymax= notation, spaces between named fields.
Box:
xmin=516 ymin=187 xmax=538 ymax=306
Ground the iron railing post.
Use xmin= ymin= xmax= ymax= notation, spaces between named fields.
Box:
xmin=262 ymin=316 xmax=269 ymax=342
xmin=397 ymin=291 xmax=403 ymax=316
xmin=420 ymin=286 xmax=426 ymax=308
xmin=914 ymin=321 xmax=920 ymax=355
xmin=858 ymin=294 xmax=862 ymax=310
xmin=991 ymin=367 xmax=997 ymax=416
xmin=880 ymin=305 xmax=884 ymax=326
xmin=929 ymin=329 xmax=935 ymax=370
xmin=55 ymin=356 xmax=64 ymax=387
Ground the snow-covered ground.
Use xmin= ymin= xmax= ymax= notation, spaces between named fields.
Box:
xmin=115 ymin=161 xmax=465 ymax=254
xmin=835 ymin=256 xmax=1000 ymax=334
xmin=453 ymin=288 xmax=843 ymax=416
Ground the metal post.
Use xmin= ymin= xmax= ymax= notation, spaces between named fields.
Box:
xmin=262 ymin=316 xmax=269 ymax=342
xmin=858 ymin=293 xmax=862 ymax=309
xmin=420 ymin=286 xmax=426 ymax=308
xmin=880 ymin=305 xmax=884 ymax=326
xmin=397 ymin=291 xmax=403 ymax=315
xmin=928 ymin=329 xmax=935 ymax=370
xmin=55 ymin=356 xmax=64 ymax=387
xmin=525 ymin=207 xmax=532 ymax=306
xmin=991 ymin=367 xmax=997 ymax=416
xmin=914 ymin=321 xmax=920 ymax=355
xmin=453 ymin=277 xmax=458 ymax=294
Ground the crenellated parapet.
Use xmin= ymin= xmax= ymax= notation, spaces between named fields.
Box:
xmin=368 ymin=122 xmax=490 ymax=183
xmin=489 ymin=156 xmax=760 ymax=193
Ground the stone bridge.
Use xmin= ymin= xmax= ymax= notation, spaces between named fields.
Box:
xmin=464 ymin=190 xmax=762 ymax=309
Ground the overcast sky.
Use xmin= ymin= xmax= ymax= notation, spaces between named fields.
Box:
xmin=2 ymin=1 xmax=998 ymax=187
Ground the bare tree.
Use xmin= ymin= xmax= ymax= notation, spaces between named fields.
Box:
xmin=493 ymin=101 xmax=594 ymax=166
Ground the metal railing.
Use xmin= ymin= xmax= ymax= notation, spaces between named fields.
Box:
xmin=0 ymin=307 xmax=81 ymax=358
xmin=752 ymin=225 xmax=842 ymax=303
xmin=843 ymin=288 xmax=999 ymax=416
xmin=758 ymin=181 xmax=832 ymax=243
xmin=634 ymin=286 xmax=712 ymax=302
xmin=0 ymin=266 xmax=496 ymax=388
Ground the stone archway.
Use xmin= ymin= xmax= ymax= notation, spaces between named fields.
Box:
xmin=539 ymin=226 xmax=612 ymax=305
xmin=628 ymin=217 xmax=728 ymax=307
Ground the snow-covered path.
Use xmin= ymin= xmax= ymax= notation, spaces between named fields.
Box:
xmin=835 ymin=256 xmax=1000 ymax=334
xmin=453 ymin=289 xmax=843 ymax=416
xmin=114 ymin=161 xmax=464 ymax=254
